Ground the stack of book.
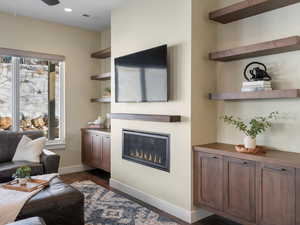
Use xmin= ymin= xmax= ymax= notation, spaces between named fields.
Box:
xmin=241 ymin=81 xmax=272 ymax=92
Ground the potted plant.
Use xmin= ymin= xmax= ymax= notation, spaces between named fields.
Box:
xmin=221 ymin=111 xmax=279 ymax=149
xmin=103 ymin=87 xmax=111 ymax=97
xmin=13 ymin=166 xmax=31 ymax=185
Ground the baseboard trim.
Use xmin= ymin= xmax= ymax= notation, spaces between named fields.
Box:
xmin=109 ymin=178 xmax=212 ymax=223
xmin=59 ymin=164 xmax=92 ymax=175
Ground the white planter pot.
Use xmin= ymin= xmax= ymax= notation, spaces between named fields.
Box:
xmin=19 ymin=178 xmax=28 ymax=186
xmin=244 ymin=136 xmax=256 ymax=149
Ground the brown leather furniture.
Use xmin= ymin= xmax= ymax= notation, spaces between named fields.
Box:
xmin=17 ymin=178 xmax=84 ymax=225
xmin=0 ymin=131 xmax=60 ymax=181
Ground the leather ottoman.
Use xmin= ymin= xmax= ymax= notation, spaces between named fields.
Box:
xmin=17 ymin=178 xmax=84 ymax=225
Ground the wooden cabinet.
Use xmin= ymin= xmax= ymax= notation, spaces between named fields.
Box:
xmin=256 ymin=163 xmax=295 ymax=225
xmin=101 ymin=134 xmax=111 ymax=172
xmin=81 ymin=129 xmax=111 ymax=172
xmin=194 ymin=143 xmax=300 ymax=225
xmin=194 ymin=152 xmax=223 ymax=211
xmin=224 ymin=157 xmax=256 ymax=223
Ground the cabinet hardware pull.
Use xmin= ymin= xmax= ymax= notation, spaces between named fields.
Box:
xmin=267 ymin=166 xmax=287 ymax=172
xmin=212 ymin=156 xmax=218 ymax=159
xmin=243 ymin=162 xmax=248 ymax=165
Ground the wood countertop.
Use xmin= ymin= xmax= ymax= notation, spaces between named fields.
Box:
xmin=193 ymin=143 xmax=300 ymax=169
xmin=81 ymin=128 xmax=111 ymax=135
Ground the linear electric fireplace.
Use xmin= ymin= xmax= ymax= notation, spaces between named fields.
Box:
xmin=122 ymin=129 xmax=170 ymax=172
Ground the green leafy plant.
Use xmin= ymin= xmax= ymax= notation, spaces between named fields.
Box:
xmin=221 ymin=111 xmax=279 ymax=139
xmin=13 ymin=166 xmax=31 ymax=179
xmin=104 ymin=87 xmax=111 ymax=93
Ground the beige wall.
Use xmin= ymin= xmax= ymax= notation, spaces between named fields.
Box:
xmin=0 ymin=12 xmax=101 ymax=167
xmin=98 ymin=29 xmax=111 ymax=118
xmin=215 ymin=1 xmax=300 ymax=153
xmin=111 ymin=0 xmax=192 ymax=211
xmin=191 ymin=0 xmax=218 ymax=146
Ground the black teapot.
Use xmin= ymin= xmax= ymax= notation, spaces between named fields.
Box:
xmin=244 ymin=62 xmax=271 ymax=81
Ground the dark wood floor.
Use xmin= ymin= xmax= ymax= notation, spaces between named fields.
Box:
xmin=60 ymin=169 xmax=241 ymax=225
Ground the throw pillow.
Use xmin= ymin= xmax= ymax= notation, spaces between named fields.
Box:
xmin=12 ymin=135 xmax=46 ymax=163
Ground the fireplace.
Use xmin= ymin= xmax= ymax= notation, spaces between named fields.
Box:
xmin=122 ymin=129 xmax=170 ymax=172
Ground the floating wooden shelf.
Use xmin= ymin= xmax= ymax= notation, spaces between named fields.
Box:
xmin=210 ymin=0 xmax=300 ymax=24
xmin=209 ymin=89 xmax=300 ymax=101
xmin=209 ymin=36 xmax=300 ymax=62
xmin=91 ymin=73 xmax=111 ymax=81
xmin=109 ymin=113 xmax=181 ymax=122
xmin=91 ymin=48 xmax=111 ymax=59
xmin=91 ymin=97 xmax=111 ymax=103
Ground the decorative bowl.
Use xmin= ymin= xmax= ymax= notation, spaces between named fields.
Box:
xmin=235 ymin=145 xmax=266 ymax=155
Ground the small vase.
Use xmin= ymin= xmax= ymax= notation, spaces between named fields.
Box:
xmin=244 ymin=136 xmax=256 ymax=149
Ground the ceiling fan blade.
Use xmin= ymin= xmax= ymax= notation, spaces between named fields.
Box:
xmin=41 ymin=0 xmax=60 ymax=6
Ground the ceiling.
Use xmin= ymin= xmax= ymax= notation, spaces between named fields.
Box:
xmin=0 ymin=0 xmax=125 ymax=31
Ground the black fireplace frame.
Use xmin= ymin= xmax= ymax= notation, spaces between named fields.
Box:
xmin=122 ymin=129 xmax=170 ymax=172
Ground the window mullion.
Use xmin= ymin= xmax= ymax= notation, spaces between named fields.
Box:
xmin=11 ymin=57 xmax=20 ymax=131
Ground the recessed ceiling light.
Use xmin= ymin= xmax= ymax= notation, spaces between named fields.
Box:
xmin=64 ymin=8 xmax=72 ymax=12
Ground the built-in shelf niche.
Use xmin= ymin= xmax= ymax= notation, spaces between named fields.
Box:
xmin=209 ymin=0 xmax=300 ymax=24
xmin=91 ymin=97 xmax=111 ymax=103
xmin=209 ymin=36 xmax=300 ymax=62
xmin=91 ymin=73 xmax=111 ymax=81
xmin=209 ymin=89 xmax=300 ymax=101
xmin=91 ymin=47 xmax=111 ymax=59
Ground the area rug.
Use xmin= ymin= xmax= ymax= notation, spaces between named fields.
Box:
xmin=71 ymin=180 xmax=180 ymax=225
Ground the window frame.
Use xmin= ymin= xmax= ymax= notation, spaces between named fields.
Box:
xmin=0 ymin=50 xmax=65 ymax=149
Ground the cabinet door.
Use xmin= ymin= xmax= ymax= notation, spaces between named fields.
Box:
xmin=297 ymin=169 xmax=300 ymax=225
xmin=101 ymin=135 xmax=111 ymax=172
xmin=256 ymin=163 xmax=296 ymax=225
xmin=91 ymin=133 xmax=102 ymax=168
xmin=194 ymin=152 xmax=223 ymax=211
xmin=82 ymin=131 xmax=93 ymax=166
xmin=224 ymin=157 xmax=256 ymax=223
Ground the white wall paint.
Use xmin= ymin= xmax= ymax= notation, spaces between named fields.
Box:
xmin=98 ymin=29 xmax=111 ymax=118
xmin=0 ymin=12 xmax=101 ymax=166
xmin=111 ymin=0 xmax=192 ymax=212
xmin=215 ymin=1 xmax=300 ymax=153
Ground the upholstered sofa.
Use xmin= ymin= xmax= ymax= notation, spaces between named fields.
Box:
xmin=0 ymin=131 xmax=60 ymax=180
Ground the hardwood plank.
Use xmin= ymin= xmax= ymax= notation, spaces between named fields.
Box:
xmin=209 ymin=89 xmax=300 ymax=101
xmin=209 ymin=36 xmax=300 ymax=61
xmin=91 ymin=73 xmax=111 ymax=80
xmin=91 ymin=48 xmax=111 ymax=59
xmin=210 ymin=0 xmax=300 ymax=24
xmin=109 ymin=113 xmax=181 ymax=122
xmin=91 ymin=97 xmax=111 ymax=103
xmin=193 ymin=143 xmax=300 ymax=169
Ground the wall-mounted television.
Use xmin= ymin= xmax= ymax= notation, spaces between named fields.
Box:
xmin=115 ymin=45 xmax=168 ymax=103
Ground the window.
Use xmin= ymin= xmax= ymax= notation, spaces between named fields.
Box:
xmin=0 ymin=52 xmax=65 ymax=147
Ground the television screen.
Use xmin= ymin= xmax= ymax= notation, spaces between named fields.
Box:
xmin=115 ymin=45 xmax=168 ymax=102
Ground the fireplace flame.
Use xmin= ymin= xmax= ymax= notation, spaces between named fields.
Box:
xmin=129 ymin=150 xmax=162 ymax=165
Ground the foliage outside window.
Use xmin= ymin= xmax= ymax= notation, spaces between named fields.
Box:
xmin=0 ymin=55 xmax=64 ymax=145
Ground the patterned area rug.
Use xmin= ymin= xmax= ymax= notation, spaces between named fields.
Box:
xmin=71 ymin=180 xmax=180 ymax=225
